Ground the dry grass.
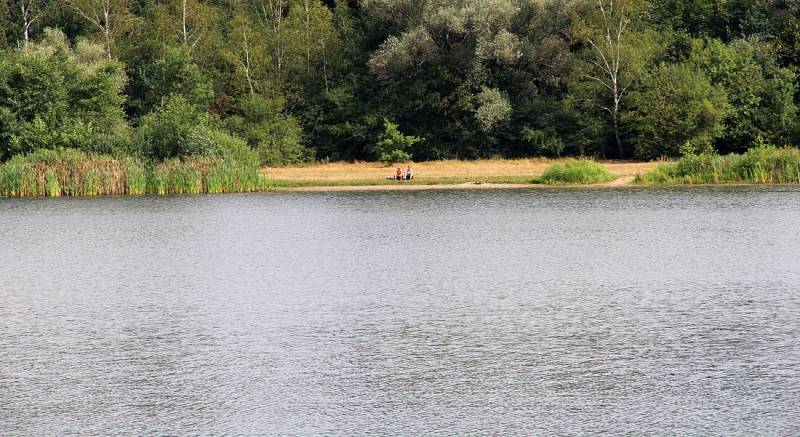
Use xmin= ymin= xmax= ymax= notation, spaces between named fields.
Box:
xmin=263 ymin=159 xmax=657 ymax=183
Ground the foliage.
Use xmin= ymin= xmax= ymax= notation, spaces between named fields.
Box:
xmin=0 ymin=29 xmax=128 ymax=160
xmin=225 ymin=95 xmax=308 ymax=166
xmin=372 ymin=118 xmax=421 ymax=163
xmin=636 ymin=146 xmax=800 ymax=184
xmin=1 ymin=0 xmax=800 ymax=170
xmin=625 ymin=63 xmax=729 ymax=159
xmin=536 ymin=159 xmax=615 ymax=185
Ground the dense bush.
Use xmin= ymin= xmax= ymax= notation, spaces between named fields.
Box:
xmin=0 ymin=30 xmax=128 ymax=160
xmin=626 ymin=63 xmax=729 ymax=160
xmin=537 ymin=160 xmax=616 ymax=185
xmin=225 ymin=96 xmax=308 ymax=166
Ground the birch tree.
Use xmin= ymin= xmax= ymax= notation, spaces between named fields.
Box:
xmin=576 ymin=0 xmax=643 ymax=158
xmin=64 ymin=0 xmax=131 ymax=58
xmin=286 ymin=0 xmax=335 ymax=91
xmin=227 ymin=13 xmax=267 ymax=96
xmin=153 ymin=0 xmax=217 ymax=57
xmin=17 ymin=0 xmax=48 ymax=45
xmin=250 ymin=0 xmax=289 ymax=90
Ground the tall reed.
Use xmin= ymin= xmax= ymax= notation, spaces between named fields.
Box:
xmin=636 ymin=146 xmax=800 ymax=184
xmin=0 ymin=149 xmax=264 ymax=197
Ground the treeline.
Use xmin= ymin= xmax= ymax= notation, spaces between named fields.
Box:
xmin=1 ymin=0 xmax=799 ymax=164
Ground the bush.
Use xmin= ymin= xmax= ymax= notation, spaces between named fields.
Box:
xmin=136 ymin=94 xmax=214 ymax=160
xmin=537 ymin=159 xmax=616 ymax=185
xmin=380 ymin=149 xmax=412 ymax=163
xmin=372 ymin=118 xmax=422 ymax=163
xmin=226 ymin=95 xmax=308 ymax=166
xmin=626 ymin=63 xmax=729 ymax=159
xmin=0 ymin=29 xmax=128 ymax=160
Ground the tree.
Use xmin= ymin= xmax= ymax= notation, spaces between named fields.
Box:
xmin=64 ymin=0 xmax=132 ymax=58
xmin=625 ymin=63 xmax=729 ymax=159
xmin=152 ymin=0 xmax=218 ymax=58
xmin=371 ymin=118 xmax=421 ymax=163
xmin=286 ymin=0 xmax=336 ymax=91
xmin=16 ymin=0 xmax=48 ymax=45
xmin=690 ymin=37 xmax=798 ymax=152
xmin=227 ymin=13 xmax=263 ymax=96
xmin=0 ymin=29 xmax=128 ymax=159
xmin=574 ymin=0 xmax=644 ymax=158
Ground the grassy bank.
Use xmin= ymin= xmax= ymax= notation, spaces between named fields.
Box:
xmin=0 ymin=149 xmax=263 ymax=197
xmin=636 ymin=146 xmax=800 ymax=184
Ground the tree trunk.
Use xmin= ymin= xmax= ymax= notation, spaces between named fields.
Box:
xmin=612 ymin=110 xmax=623 ymax=158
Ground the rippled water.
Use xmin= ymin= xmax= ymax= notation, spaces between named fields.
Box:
xmin=2 ymin=187 xmax=800 ymax=434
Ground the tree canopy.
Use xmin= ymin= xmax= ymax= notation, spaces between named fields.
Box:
xmin=1 ymin=0 xmax=798 ymax=163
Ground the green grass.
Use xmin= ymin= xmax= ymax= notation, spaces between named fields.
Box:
xmin=0 ymin=149 xmax=265 ymax=197
xmin=636 ymin=146 xmax=800 ymax=184
xmin=535 ymin=159 xmax=616 ymax=185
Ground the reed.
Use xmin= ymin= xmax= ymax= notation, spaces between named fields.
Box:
xmin=636 ymin=146 xmax=800 ymax=184
xmin=535 ymin=159 xmax=616 ymax=185
xmin=0 ymin=149 xmax=264 ymax=197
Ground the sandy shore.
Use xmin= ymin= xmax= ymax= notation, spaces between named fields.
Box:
xmin=283 ymin=178 xmax=640 ymax=192
xmin=266 ymin=159 xmax=656 ymax=180
xmin=266 ymin=159 xmax=651 ymax=191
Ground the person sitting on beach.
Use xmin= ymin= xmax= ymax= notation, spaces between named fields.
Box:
xmin=405 ymin=166 xmax=413 ymax=180
xmin=396 ymin=167 xmax=403 ymax=180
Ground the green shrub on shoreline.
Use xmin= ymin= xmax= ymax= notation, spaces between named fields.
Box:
xmin=0 ymin=149 xmax=264 ymax=197
xmin=536 ymin=159 xmax=616 ymax=185
xmin=636 ymin=146 xmax=800 ymax=184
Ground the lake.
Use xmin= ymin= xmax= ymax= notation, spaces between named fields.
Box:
xmin=2 ymin=187 xmax=800 ymax=434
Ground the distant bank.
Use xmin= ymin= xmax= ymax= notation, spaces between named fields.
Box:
xmin=4 ymin=149 xmax=800 ymax=197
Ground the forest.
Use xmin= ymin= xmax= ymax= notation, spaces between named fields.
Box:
xmin=0 ymin=0 xmax=799 ymax=166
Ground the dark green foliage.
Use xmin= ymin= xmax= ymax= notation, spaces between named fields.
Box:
xmin=225 ymin=95 xmax=308 ymax=166
xmin=0 ymin=30 xmax=129 ymax=160
xmin=371 ymin=119 xmax=421 ymax=163
xmin=626 ymin=63 xmax=729 ymax=159
xmin=0 ymin=0 xmax=799 ymax=172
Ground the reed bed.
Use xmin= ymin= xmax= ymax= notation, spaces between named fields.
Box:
xmin=535 ymin=159 xmax=616 ymax=185
xmin=636 ymin=146 xmax=800 ymax=184
xmin=0 ymin=149 xmax=264 ymax=197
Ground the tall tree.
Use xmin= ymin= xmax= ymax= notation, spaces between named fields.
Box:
xmin=575 ymin=0 xmax=643 ymax=158
xmin=153 ymin=0 xmax=217 ymax=57
xmin=16 ymin=0 xmax=48 ymax=45
xmin=64 ymin=0 xmax=131 ymax=58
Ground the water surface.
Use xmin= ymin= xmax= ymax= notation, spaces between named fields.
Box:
xmin=2 ymin=187 xmax=800 ymax=434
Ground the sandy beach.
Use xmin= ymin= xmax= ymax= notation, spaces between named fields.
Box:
xmin=264 ymin=159 xmax=655 ymax=191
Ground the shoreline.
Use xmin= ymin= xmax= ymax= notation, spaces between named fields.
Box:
xmin=275 ymin=176 xmax=639 ymax=192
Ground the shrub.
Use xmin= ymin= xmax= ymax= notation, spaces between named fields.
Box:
xmin=537 ymin=159 xmax=616 ymax=185
xmin=372 ymin=118 xmax=422 ymax=163
xmin=226 ymin=95 xmax=308 ymax=166
xmin=380 ymin=149 xmax=412 ymax=164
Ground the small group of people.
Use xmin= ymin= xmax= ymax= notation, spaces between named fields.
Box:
xmin=395 ymin=166 xmax=414 ymax=180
